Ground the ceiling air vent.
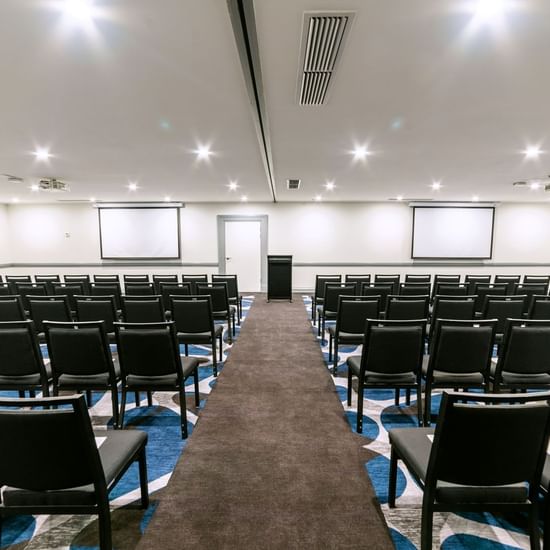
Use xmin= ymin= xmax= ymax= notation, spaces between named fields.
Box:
xmin=39 ymin=178 xmax=70 ymax=192
xmin=287 ymin=179 xmax=301 ymax=190
xmin=298 ymin=12 xmax=355 ymax=106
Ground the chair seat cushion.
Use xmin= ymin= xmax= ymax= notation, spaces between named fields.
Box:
xmin=0 ymin=362 xmax=52 ymax=387
xmin=346 ymin=356 xmax=416 ymax=384
xmin=490 ymin=361 xmax=550 ymax=385
xmin=181 ymin=356 xmax=200 ymax=378
xmin=2 ymin=429 xmax=147 ymax=507
xmin=177 ymin=325 xmax=223 ymax=344
xmin=57 ymin=364 xmax=121 ymax=389
xmin=125 ymin=373 xmax=178 ymax=388
xmin=429 ymin=370 xmax=484 ymax=386
xmin=327 ymin=328 xmax=362 ymax=344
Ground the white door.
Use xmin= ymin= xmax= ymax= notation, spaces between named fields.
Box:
xmin=224 ymin=220 xmax=261 ymax=292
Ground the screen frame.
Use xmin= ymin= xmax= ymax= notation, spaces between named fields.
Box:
xmin=98 ymin=205 xmax=181 ymax=260
xmin=411 ymin=205 xmax=495 ymax=260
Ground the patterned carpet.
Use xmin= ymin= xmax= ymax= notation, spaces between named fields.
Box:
xmin=0 ymin=297 xmax=253 ymax=550
xmin=304 ymin=296 xmax=537 ymax=550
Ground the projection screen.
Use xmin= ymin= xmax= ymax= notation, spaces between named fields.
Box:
xmin=99 ymin=207 xmax=181 ymax=259
xmin=411 ymin=206 xmax=494 ymax=259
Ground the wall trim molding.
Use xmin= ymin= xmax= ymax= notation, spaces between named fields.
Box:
xmin=0 ymin=262 xmax=219 ymax=268
xmin=293 ymin=262 xmax=550 ymax=268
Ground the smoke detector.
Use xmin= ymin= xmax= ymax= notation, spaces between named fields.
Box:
xmin=38 ymin=178 xmax=70 ymax=192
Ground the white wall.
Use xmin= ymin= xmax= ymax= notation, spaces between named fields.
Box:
xmin=0 ymin=205 xmax=11 ymax=265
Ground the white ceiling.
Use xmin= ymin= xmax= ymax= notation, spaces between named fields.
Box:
xmin=1 ymin=0 xmax=550 ymax=204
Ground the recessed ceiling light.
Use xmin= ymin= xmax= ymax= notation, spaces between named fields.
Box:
xmin=89 ymin=197 xmax=96 ymax=202
xmin=33 ymin=147 xmax=52 ymax=162
xmin=325 ymin=181 xmax=335 ymax=191
xmin=30 ymin=184 xmax=40 ymax=192
xmin=11 ymin=197 xmax=19 ymax=203
xmin=61 ymin=0 xmax=95 ymax=25
xmin=314 ymin=195 xmax=322 ymax=202
xmin=396 ymin=195 xmax=403 ymax=201
xmin=241 ymin=195 xmax=248 ymax=202
xmin=472 ymin=195 xmax=480 ymax=202
xmin=473 ymin=0 xmax=508 ymax=21
xmin=524 ymin=146 xmax=542 ymax=159
xmin=164 ymin=196 xmax=171 ymax=202
xmin=530 ymin=182 xmax=541 ymax=190
xmin=128 ymin=182 xmax=138 ymax=191
xmin=195 ymin=145 xmax=212 ymax=161
xmin=228 ymin=181 xmax=238 ymax=191
xmin=431 ymin=181 xmax=442 ymax=190
xmin=352 ymin=145 xmax=370 ymax=161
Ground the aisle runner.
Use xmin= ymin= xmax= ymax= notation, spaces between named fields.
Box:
xmin=0 ymin=297 xmax=253 ymax=550
xmin=304 ymin=296 xmax=534 ymax=550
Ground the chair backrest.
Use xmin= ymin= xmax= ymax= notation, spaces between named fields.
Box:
xmin=464 ymin=274 xmax=491 ymax=293
xmin=123 ymin=274 xmax=150 ymax=283
xmin=323 ymin=283 xmax=357 ymax=312
xmin=398 ymin=283 xmax=431 ymax=296
xmin=528 ymin=295 xmax=550 ymax=320
xmin=211 ymin=275 xmax=239 ymax=301
xmin=404 ymin=274 xmax=432 ymax=284
xmin=373 ymin=274 xmax=400 ymax=294
xmin=361 ymin=319 xmax=426 ymax=375
xmin=473 ymin=283 xmax=508 ymax=311
xmin=314 ymin=275 xmax=342 ymax=302
xmin=0 ymin=284 xmax=11 ymax=296
xmin=432 ymin=282 xmax=468 ymax=298
xmin=171 ymin=296 xmax=214 ymax=334
xmin=0 ymin=296 xmax=26 ymax=321
xmin=481 ymin=295 xmax=526 ymax=333
xmin=63 ymin=275 xmax=91 ymax=293
xmin=360 ymin=283 xmax=393 ymax=312
xmin=494 ymin=275 xmax=521 ymax=295
xmin=152 ymin=275 xmax=178 ymax=293
xmin=182 ymin=274 xmax=208 ymax=293
xmin=195 ymin=283 xmax=230 ymax=313
xmin=44 ymin=320 xmax=116 ymax=378
xmin=523 ymin=275 xmax=550 ymax=286
xmin=0 ymin=394 xmax=106 ymax=493
xmin=514 ymin=283 xmax=548 ymax=314
xmin=93 ymin=274 xmax=120 ymax=283
xmin=425 ymin=391 xmax=550 ymax=490
xmin=51 ymin=282 xmax=85 ymax=311
xmin=28 ymin=296 xmax=72 ymax=332
xmin=0 ymin=320 xmax=47 ymax=378
xmin=344 ymin=274 xmax=371 ymax=284
xmin=159 ymin=283 xmax=192 ymax=311
xmin=115 ymin=321 xmax=181 ymax=378
xmin=6 ymin=276 xmax=32 ymax=293
xmin=124 ymin=282 xmax=155 ymax=296
xmin=427 ymin=319 xmax=496 ymax=377
xmin=432 ymin=275 xmax=461 ymax=298
xmin=336 ymin=296 xmax=380 ymax=335
xmin=15 ymin=282 xmax=48 ymax=309
xmin=34 ymin=275 xmax=61 ymax=294
xmin=74 ymin=295 xmax=118 ymax=333
xmin=121 ymin=295 xmax=165 ymax=323
xmin=429 ymin=296 xmax=477 ymax=340
xmin=90 ymin=282 xmax=122 ymax=309
xmin=385 ymin=295 xmax=429 ymax=320
xmin=495 ymin=319 xmax=550 ymax=378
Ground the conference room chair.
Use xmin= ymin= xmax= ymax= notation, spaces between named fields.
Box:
xmin=360 ymin=283 xmax=393 ymax=315
xmin=316 ymin=282 xmax=357 ymax=339
xmin=327 ymin=296 xmax=380 ymax=374
xmin=491 ymin=319 xmax=550 ymax=393
xmin=28 ymin=295 xmax=73 ymax=341
xmin=52 ymin=282 xmax=86 ymax=313
xmin=212 ymin=274 xmax=243 ymax=324
xmin=152 ymin=274 xmax=178 ymax=293
xmin=93 ymin=274 xmax=120 ymax=283
xmin=386 ymin=295 xmax=430 ymax=321
xmin=431 ymin=275 xmax=461 ymax=299
xmin=75 ymin=295 xmax=118 ymax=341
xmin=34 ymin=274 xmax=61 ymax=294
xmin=431 ymin=282 xmax=469 ymax=298
xmin=196 ymin=283 xmax=236 ymax=343
xmin=6 ymin=275 xmax=32 ymax=293
xmin=0 ymin=283 xmax=11 ymax=296
xmin=514 ymin=283 xmax=549 ymax=315
xmin=171 ymin=296 xmax=223 ymax=377
xmin=480 ymin=295 xmax=526 ymax=344
xmin=428 ymin=295 xmax=477 ymax=342
xmin=0 ymin=320 xmax=50 ymax=397
xmin=64 ymin=274 xmax=91 ymax=294
xmin=44 ymin=320 xmax=121 ymax=427
xmin=0 ymin=394 xmax=149 ymax=550
xmin=115 ymin=321 xmax=200 ymax=438
xmin=464 ymin=274 xmax=491 ymax=293
xmin=310 ymin=274 xmax=342 ymax=322
xmin=494 ymin=274 xmax=521 ymax=295
xmin=472 ymin=282 xmax=508 ymax=313
xmin=524 ymin=275 xmax=550 ymax=286
xmin=121 ymin=295 xmax=166 ymax=323
xmin=159 ymin=282 xmax=192 ymax=317
xmin=346 ymin=319 xmax=426 ymax=431
xmin=374 ymin=274 xmax=400 ymax=294
xmin=14 ymin=282 xmax=47 ymax=311
xmin=0 ymin=295 xmax=26 ymax=322
xmin=398 ymin=283 xmax=431 ymax=296
xmin=422 ymin=319 xmax=496 ymax=426
xmin=388 ymin=391 xmax=550 ymax=550
xmin=124 ymin=282 xmax=155 ymax=296
xmin=528 ymin=295 xmax=550 ymax=319
xmin=404 ymin=274 xmax=431 ymax=284
xmin=344 ymin=274 xmax=371 ymax=285
xmin=123 ymin=274 xmax=150 ymax=283
xmin=182 ymin=274 xmax=208 ymax=294
xmin=91 ymin=282 xmax=122 ymax=310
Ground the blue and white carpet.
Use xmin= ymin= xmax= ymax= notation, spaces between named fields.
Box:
xmin=304 ymin=296 xmax=535 ymax=550
xmin=0 ymin=297 xmax=253 ymax=550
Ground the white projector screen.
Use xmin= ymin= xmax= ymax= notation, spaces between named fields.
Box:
xmin=412 ymin=206 xmax=494 ymax=259
xmin=99 ymin=207 xmax=180 ymax=259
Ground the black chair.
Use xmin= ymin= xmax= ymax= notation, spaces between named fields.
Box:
xmin=93 ymin=274 xmax=120 ymax=283
xmin=374 ymin=274 xmax=400 ymax=294
xmin=51 ymin=282 xmax=86 ymax=312
xmin=480 ymin=295 xmax=525 ymax=343
xmin=182 ymin=274 xmax=208 ymax=294
xmin=494 ymin=274 xmax=521 ymax=295
xmin=317 ymin=282 xmax=357 ymax=339
xmin=152 ymin=274 xmax=178 ymax=293
xmin=431 ymin=282 xmax=468 ymax=298
xmin=344 ymin=274 xmax=371 ymax=284
xmin=171 ymin=296 xmax=223 ymax=377
xmin=386 ymin=295 xmax=429 ymax=320
xmin=431 ymin=275 xmax=461 ymax=299
xmin=124 ymin=282 xmax=155 ymax=296
xmin=212 ymin=274 xmax=243 ymax=324
xmin=0 ymin=283 xmax=11 ymax=296
xmin=360 ymin=283 xmax=393 ymax=314
xmin=492 ymin=319 xmax=550 ymax=393
xmin=423 ymin=319 xmax=496 ymax=426
xmin=528 ymin=295 xmax=550 ymax=319
xmin=311 ymin=275 xmax=342 ymax=323
xmin=196 ymin=283 xmax=236 ymax=343
xmin=6 ymin=275 xmax=32 ymax=293
xmin=346 ymin=319 xmax=426 ymax=431
xmin=34 ymin=274 xmax=61 ymax=293
xmin=328 ymin=296 xmax=380 ymax=374
xmin=14 ymin=282 xmax=48 ymax=311
xmin=514 ymin=283 xmax=548 ymax=314
xmin=399 ymin=283 xmax=431 ymax=296
xmin=473 ymin=282 xmax=508 ymax=312
xmin=123 ymin=274 xmax=150 ymax=283
xmin=64 ymin=274 xmax=91 ymax=293
xmin=404 ymin=274 xmax=431 ymax=284
xmin=388 ymin=391 xmax=550 ymax=550
xmin=159 ymin=282 xmax=192 ymax=317
xmin=0 ymin=295 xmax=26 ymax=321
xmin=0 ymin=394 xmax=148 ymax=550
xmin=0 ymin=320 xmax=50 ymax=397
xmin=428 ymin=295 xmax=477 ymax=342
xmin=115 ymin=321 xmax=200 ymax=439
xmin=44 ymin=320 xmax=120 ymax=427
xmin=75 ymin=295 xmax=118 ymax=340
xmin=91 ymin=282 xmax=122 ymax=310
xmin=28 ymin=295 xmax=72 ymax=340
xmin=464 ymin=274 xmax=491 ymax=294
xmin=524 ymin=275 xmax=550 ymax=286
xmin=121 ymin=295 xmax=166 ymax=323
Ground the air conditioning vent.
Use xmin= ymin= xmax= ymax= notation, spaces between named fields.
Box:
xmin=39 ymin=178 xmax=70 ymax=192
xmin=287 ymin=179 xmax=301 ymax=190
xmin=512 ymin=181 xmax=527 ymax=187
xmin=1 ymin=173 xmax=24 ymax=183
xmin=298 ymin=12 xmax=355 ymax=106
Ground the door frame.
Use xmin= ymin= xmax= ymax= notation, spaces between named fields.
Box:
xmin=217 ymin=215 xmax=268 ymax=292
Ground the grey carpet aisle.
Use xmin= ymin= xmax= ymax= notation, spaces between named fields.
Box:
xmin=137 ymin=295 xmax=394 ymax=550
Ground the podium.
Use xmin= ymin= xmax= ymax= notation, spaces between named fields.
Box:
xmin=267 ymin=255 xmax=292 ymax=301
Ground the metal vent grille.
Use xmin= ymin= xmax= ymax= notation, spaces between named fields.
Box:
xmin=298 ymin=12 xmax=354 ymax=106
xmin=287 ymin=179 xmax=301 ymax=190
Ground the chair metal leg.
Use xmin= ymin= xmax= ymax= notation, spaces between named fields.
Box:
xmin=333 ymin=341 xmax=339 ymax=375
xmin=328 ymin=334 xmax=333 ymax=361
xmin=394 ymin=388 xmax=400 ymax=406
xmin=134 ymin=392 xmax=140 ymax=407
xmin=138 ymin=448 xmax=150 ymax=508
xmin=179 ymin=386 xmax=188 ymax=439
xmin=416 ymin=383 xmax=423 ymax=426
xmin=119 ymin=390 xmax=127 ymax=429
xmin=219 ymin=335 xmax=223 ymax=361
xmin=405 ymin=388 xmax=411 ymax=406
xmin=193 ymin=368 xmax=200 ymax=407
xmin=18 ymin=390 xmax=25 ymax=398
xmin=29 ymin=390 xmax=36 ymax=398
xmin=98 ymin=500 xmax=112 ymax=550
xmin=347 ymin=367 xmax=353 ymax=406
xmin=527 ymin=499 xmax=541 ymax=550
xmin=147 ymin=391 xmax=153 ymax=407
xmin=184 ymin=343 xmax=189 ymax=356
xmin=357 ymin=382 xmax=364 ymax=433
xmin=424 ymin=383 xmax=432 ymax=427
xmin=232 ymin=312 xmax=236 ymax=337
xmin=212 ymin=343 xmax=218 ymax=378
xmin=420 ymin=494 xmax=434 ymax=550
xmin=388 ymin=448 xmax=398 ymax=508
xmin=317 ymin=311 xmax=322 ymax=336
xmin=110 ymin=386 xmax=119 ymax=429
xmin=86 ymin=390 xmax=93 ymax=407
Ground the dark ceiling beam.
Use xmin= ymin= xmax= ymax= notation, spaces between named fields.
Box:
xmin=227 ymin=0 xmax=277 ymax=202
